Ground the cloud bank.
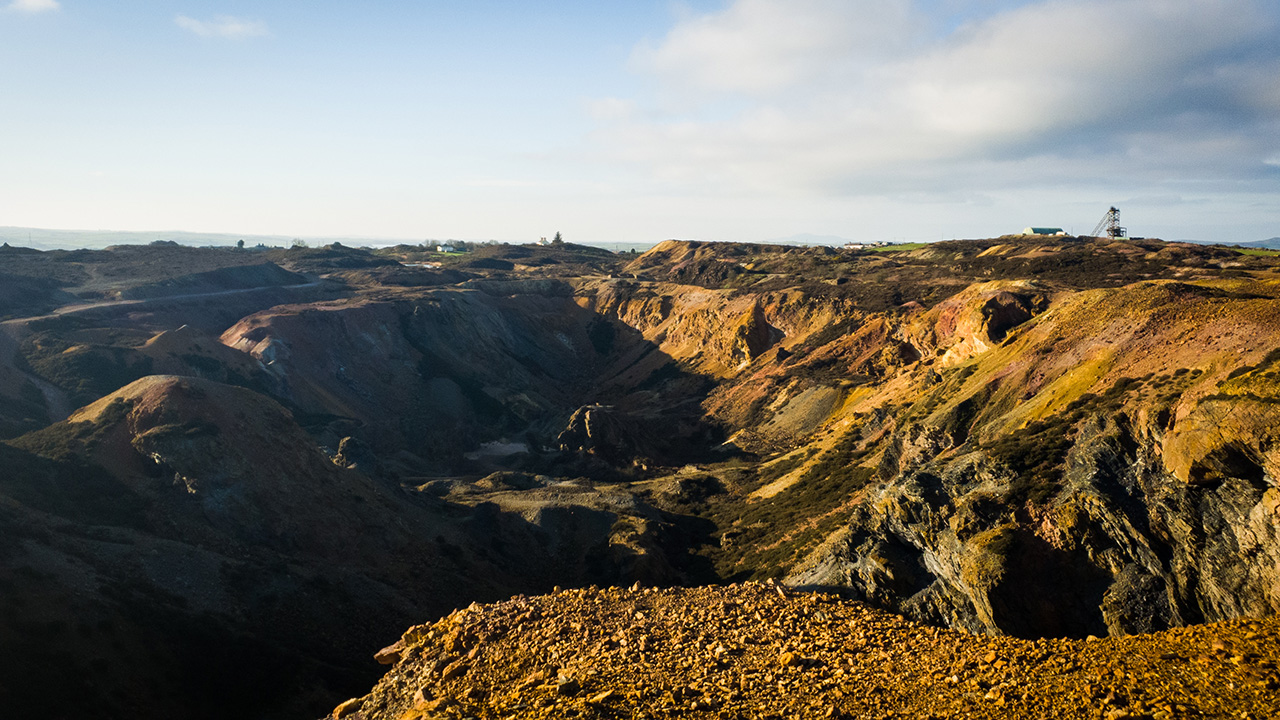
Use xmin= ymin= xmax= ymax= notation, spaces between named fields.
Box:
xmin=5 ymin=0 xmax=60 ymax=14
xmin=175 ymin=15 xmax=269 ymax=39
xmin=602 ymin=0 xmax=1280 ymax=199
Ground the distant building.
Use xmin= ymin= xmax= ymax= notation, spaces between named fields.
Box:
xmin=436 ymin=243 xmax=461 ymax=253
xmin=1021 ymin=227 xmax=1067 ymax=236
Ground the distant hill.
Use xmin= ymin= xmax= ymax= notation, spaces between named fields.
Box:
xmin=1176 ymin=236 xmax=1280 ymax=249
xmin=0 ymin=226 xmax=477 ymax=251
xmin=1239 ymin=237 xmax=1280 ymax=249
xmin=0 ymin=226 xmax=657 ymax=254
xmin=0 ymin=225 xmax=299 ymax=250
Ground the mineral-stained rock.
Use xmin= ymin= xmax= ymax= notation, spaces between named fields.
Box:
xmin=345 ymin=584 xmax=1280 ymax=719
xmin=373 ymin=640 xmax=404 ymax=666
xmin=332 ymin=697 xmax=362 ymax=718
xmin=788 ymin=409 xmax=1280 ymax=638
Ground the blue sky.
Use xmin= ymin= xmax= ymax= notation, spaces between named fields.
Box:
xmin=2 ymin=0 xmax=1278 ymax=245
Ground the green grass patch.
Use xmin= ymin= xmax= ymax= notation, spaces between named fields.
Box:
xmin=756 ymin=448 xmax=816 ymax=484
xmin=983 ymin=416 xmax=1074 ymax=504
xmin=984 ymin=375 xmax=1151 ymax=504
xmin=706 ymin=427 xmax=875 ymax=579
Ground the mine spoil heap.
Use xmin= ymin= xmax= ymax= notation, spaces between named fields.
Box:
xmin=337 ymin=583 xmax=1280 ymax=720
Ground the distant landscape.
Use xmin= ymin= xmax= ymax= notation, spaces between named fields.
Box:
xmin=7 ymin=224 xmax=1277 ymax=255
xmin=0 ymin=226 xmax=666 ymax=254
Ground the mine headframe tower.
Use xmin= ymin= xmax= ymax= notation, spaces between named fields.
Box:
xmin=1091 ymin=206 xmax=1128 ymax=239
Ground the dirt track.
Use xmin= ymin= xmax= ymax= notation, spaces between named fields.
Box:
xmin=0 ymin=279 xmax=322 ymax=422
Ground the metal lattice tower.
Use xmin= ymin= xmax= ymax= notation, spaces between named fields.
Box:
xmin=1090 ymin=207 xmax=1128 ymax=239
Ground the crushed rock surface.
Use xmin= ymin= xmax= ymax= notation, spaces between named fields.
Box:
xmin=334 ymin=583 xmax=1280 ymax=720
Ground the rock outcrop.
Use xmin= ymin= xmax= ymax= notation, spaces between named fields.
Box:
xmin=554 ymin=404 xmax=665 ymax=467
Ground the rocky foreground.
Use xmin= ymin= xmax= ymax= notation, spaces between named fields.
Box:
xmin=335 ymin=583 xmax=1280 ymax=720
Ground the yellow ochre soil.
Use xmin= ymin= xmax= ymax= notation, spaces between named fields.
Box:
xmin=337 ymin=584 xmax=1280 ymax=720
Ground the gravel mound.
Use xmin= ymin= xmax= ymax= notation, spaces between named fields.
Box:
xmin=336 ymin=582 xmax=1280 ymax=719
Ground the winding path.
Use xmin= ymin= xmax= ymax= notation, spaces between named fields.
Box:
xmin=0 ymin=279 xmax=323 ymax=423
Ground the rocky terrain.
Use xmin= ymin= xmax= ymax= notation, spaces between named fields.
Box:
xmin=339 ymin=583 xmax=1280 ymax=720
xmin=1 ymin=235 xmax=1278 ymax=718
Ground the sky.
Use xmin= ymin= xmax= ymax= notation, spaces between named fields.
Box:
xmin=1 ymin=0 xmax=1278 ymax=245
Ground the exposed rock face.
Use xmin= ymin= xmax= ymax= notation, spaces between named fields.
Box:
xmin=785 ymin=281 xmax=1280 ymax=638
xmin=335 ymin=435 xmax=380 ymax=474
xmin=723 ymin=301 xmax=783 ymax=369
xmin=899 ymin=280 xmax=1047 ymax=368
xmin=219 ymin=290 xmax=640 ymax=460
xmin=555 ymin=405 xmax=652 ymax=466
xmin=791 ymin=427 xmax=1280 ymax=638
xmin=555 ymin=251 xmax=1280 ymax=642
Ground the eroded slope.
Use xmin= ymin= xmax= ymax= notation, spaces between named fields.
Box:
xmin=0 ymin=376 xmax=694 ymax=719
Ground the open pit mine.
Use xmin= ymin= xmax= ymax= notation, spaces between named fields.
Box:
xmin=1 ymin=236 xmax=1277 ymax=719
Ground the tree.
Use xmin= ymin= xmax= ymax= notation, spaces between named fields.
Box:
xmin=236 ymin=239 xmax=245 ymax=249
xmin=552 ymin=231 xmax=563 ymax=245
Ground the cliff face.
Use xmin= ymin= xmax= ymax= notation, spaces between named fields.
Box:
xmin=790 ymin=418 xmax=1280 ymax=638
xmin=390 ymin=244 xmax=1280 ymax=641
xmin=770 ymin=280 xmax=1280 ymax=637
xmin=219 ymin=288 xmax=621 ymax=458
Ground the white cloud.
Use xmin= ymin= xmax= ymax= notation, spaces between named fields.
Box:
xmin=5 ymin=0 xmax=60 ymax=14
xmin=633 ymin=0 xmax=919 ymax=97
xmin=602 ymin=0 xmax=1280 ymax=198
xmin=586 ymin=97 xmax=637 ymax=122
xmin=175 ymin=15 xmax=269 ymax=40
